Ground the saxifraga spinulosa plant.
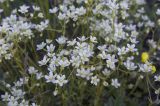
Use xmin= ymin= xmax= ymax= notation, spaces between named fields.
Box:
xmin=0 ymin=0 xmax=160 ymax=106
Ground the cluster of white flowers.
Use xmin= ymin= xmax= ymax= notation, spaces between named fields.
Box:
xmin=0 ymin=15 xmax=33 ymax=40
xmin=33 ymin=35 xmax=128 ymax=88
xmin=34 ymin=32 xmax=155 ymax=90
xmin=45 ymin=72 xmax=68 ymax=87
xmin=56 ymin=5 xmax=86 ymax=22
xmin=0 ymin=4 xmax=50 ymax=62
xmin=1 ymin=78 xmax=39 ymax=106
xmin=0 ymin=0 xmax=160 ymax=105
xmin=0 ymin=39 xmax=13 ymax=62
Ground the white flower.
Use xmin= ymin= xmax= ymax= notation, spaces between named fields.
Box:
xmin=1 ymin=92 xmax=10 ymax=101
xmin=8 ymin=96 xmax=18 ymax=106
xmin=155 ymin=88 xmax=160 ymax=95
xmin=14 ymin=80 xmax=23 ymax=87
xmin=124 ymin=61 xmax=137 ymax=71
xmin=77 ymin=36 xmax=88 ymax=41
xmin=56 ymin=36 xmax=67 ymax=44
xmin=98 ymin=51 xmax=107 ymax=59
xmin=11 ymin=88 xmax=25 ymax=98
xmin=0 ymin=22 xmax=10 ymax=33
xmin=37 ymin=42 xmax=46 ymax=50
xmin=28 ymin=66 xmax=38 ymax=74
xmin=35 ymin=20 xmax=49 ymax=32
xmin=38 ymin=55 xmax=50 ymax=66
xmin=120 ymin=1 xmax=129 ymax=10
xmin=18 ymin=78 xmax=28 ymax=85
xmin=90 ymin=36 xmax=97 ymax=43
xmin=126 ymin=25 xmax=136 ymax=31
xmin=59 ymin=5 xmax=67 ymax=12
xmin=58 ymin=13 xmax=67 ymax=20
xmin=142 ymin=15 xmax=149 ymax=21
xmin=0 ymin=0 xmax=5 ymax=3
xmin=75 ymin=7 xmax=86 ymax=16
xmin=46 ymin=39 xmax=52 ymax=44
xmin=145 ymin=20 xmax=155 ymax=27
xmin=139 ymin=63 xmax=152 ymax=72
xmin=102 ymin=68 xmax=111 ymax=76
xmin=156 ymin=9 xmax=160 ymax=15
xmin=32 ymin=5 xmax=40 ymax=11
xmin=45 ymin=72 xmax=57 ymax=83
xmin=67 ymin=39 xmax=77 ymax=46
xmin=47 ymin=44 xmax=55 ymax=53
xmin=36 ymin=72 xmax=43 ymax=80
xmin=106 ymin=54 xmax=118 ymax=70
xmin=127 ymin=56 xmax=134 ymax=61
xmin=91 ymin=76 xmax=100 ymax=86
xmin=49 ymin=7 xmax=58 ymax=13
xmin=137 ymin=8 xmax=145 ymax=14
xmin=137 ymin=22 xmax=143 ymax=27
xmin=111 ymin=79 xmax=120 ymax=88
xmin=72 ymin=42 xmax=94 ymax=64
xmin=58 ymin=58 xmax=70 ymax=67
xmin=106 ymin=0 xmax=119 ymax=10
xmin=76 ymin=68 xmax=93 ymax=80
xmin=130 ymin=38 xmax=139 ymax=44
xmin=0 ymin=9 xmax=3 ymax=13
xmin=90 ymin=66 xmax=96 ymax=71
xmin=148 ymin=39 xmax=157 ymax=49
xmin=31 ymin=103 xmax=38 ymax=106
xmin=56 ymin=75 xmax=68 ymax=86
xmin=121 ymin=10 xmax=129 ymax=20
xmin=70 ymin=56 xmax=81 ymax=67
xmin=48 ymin=62 xmax=56 ymax=72
xmin=117 ymin=46 xmax=127 ymax=55
xmin=19 ymin=99 xmax=29 ymax=106
xmin=59 ymin=50 xmax=70 ymax=56
xmin=136 ymin=0 xmax=146 ymax=5
xmin=139 ymin=75 xmax=144 ymax=79
xmin=18 ymin=5 xmax=29 ymax=14
xmin=126 ymin=44 xmax=137 ymax=52
xmin=154 ymin=75 xmax=160 ymax=82
xmin=98 ymin=45 xmax=107 ymax=51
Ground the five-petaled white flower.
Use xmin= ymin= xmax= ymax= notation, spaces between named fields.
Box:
xmin=91 ymin=76 xmax=100 ymax=86
xmin=56 ymin=75 xmax=68 ymax=86
xmin=18 ymin=5 xmax=29 ymax=14
xmin=111 ymin=79 xmax=121 ymax=88
xmin=45 ymin=72 xmax=57 ymax=83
